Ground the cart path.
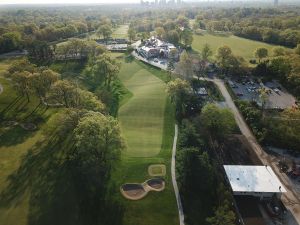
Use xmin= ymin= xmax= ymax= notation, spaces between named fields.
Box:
xmin=171 ymin=124 xmax=185 ymax=225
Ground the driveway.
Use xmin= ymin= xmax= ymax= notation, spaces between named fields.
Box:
xmin=212 ymin=78 xmax=300 ymax=224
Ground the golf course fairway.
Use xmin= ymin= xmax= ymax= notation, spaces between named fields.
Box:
xmin=115 ymin=58 xmax=178 ymax=225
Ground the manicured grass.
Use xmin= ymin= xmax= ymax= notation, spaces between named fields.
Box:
xmin=112 ymin=58 xmax=178 ymax=225
xmin=118 ymin=68 xmax=167 ymax=157
xmin=112 ymin=24 xmax=129 ymax=39
xmin=192 ymin=33 xmax=288 ymax=62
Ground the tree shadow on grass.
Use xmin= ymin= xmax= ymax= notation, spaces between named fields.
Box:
xmin=0 ymin=135 xmax=124 ymax=225
xmin=0 ymin=126 xmax=36 ymax=147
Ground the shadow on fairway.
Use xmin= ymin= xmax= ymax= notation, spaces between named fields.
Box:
xmin=0 ymin=135 xmax=124 ymax=225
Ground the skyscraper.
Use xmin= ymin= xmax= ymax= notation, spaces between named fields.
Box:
xmin=274 ymin=0 xmax=278 ymax=6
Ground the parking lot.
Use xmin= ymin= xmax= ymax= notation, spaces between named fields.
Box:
xmin=229 ymin=79 xmax=296 ymax=109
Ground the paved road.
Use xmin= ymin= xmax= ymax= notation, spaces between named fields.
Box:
xmin=171 ymin=124 xmax=185 ymax=225
xmin=212 ymin=78 xmax=300 ymax=225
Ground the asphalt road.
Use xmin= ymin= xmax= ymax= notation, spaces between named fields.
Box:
xmin=212 ymin=78 xmax=300 ymax=225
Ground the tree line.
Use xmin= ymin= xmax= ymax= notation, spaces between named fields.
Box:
xmin=193 ymin=7 xmax=300 ymax=48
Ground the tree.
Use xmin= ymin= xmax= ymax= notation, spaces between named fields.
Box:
xmin=181 ymin=29 xmax=193 ymax=48
xmin=30 ymin=69 xmax=59 ymax=102
xmin=202 ymin=43 xmax=213 ymax=61
xmin=165 ymin=30 xmax=180 ymax=46
xmin=8 ymin=59 xmax=36 ymax=74
xmin=272 ymin=47 xmax=286 ymax=57
xmin=91 ymin=53 xmax=121 ymax=89
xmin=206 ymin=204 xmax=235 ymax=225
xmin=127 ymin=28 xmax=136 ymax=43
xmin=73 ymin=111 xmax=124 ymax=172
xmin=258 ymin=88 xmax=268 ymax=117
xmin=97 ymin=24 xmax=112 ymax=41
xmin=27 ymin=40 xmax=55 ymax=63
xmin=72 ymin=112 xmax=124 ymax=221
xmin=0 ymin=31 xmax=22 ymax=54
xmin=199 ymin=104 xmax=235 ymax=143
xmin=76 ymin=89 xmax=105 ymax=112
xmin=193 ymin=59 xmax=206 ymax=80
xmin=155 ymin=27 xmax=165 ymax=40
xmin=166 ymin=78 xmax=190 ymax=120
xmin=215 ymin=45 xmax=233 ymax=74
xmin=177 ymin=50 xmax=193 ymax=80
xmin=216 ymin=45 xmax=244 ymax=75
xmin=11 ymin=71 xmax=32 ymax=102
xmin=49 ymin=80 xmax=76 ymax=107
xmin=254 ymin=47 xmax=268 ymax=62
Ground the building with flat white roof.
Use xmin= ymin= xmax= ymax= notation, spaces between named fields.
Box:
xmin=224 ymin=165 xmax=286 ymax=200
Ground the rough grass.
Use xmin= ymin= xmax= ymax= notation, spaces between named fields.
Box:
xmin=113 ymin=58 xmax=178 ymax=225
xmin=0 ymin=59 xmax=59 ymax=225
xmin=192 ymin=33 xmax=288 ymax=62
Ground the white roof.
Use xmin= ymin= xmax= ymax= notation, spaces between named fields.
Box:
xmin=224 ymin=165 xmax=286 ymax=193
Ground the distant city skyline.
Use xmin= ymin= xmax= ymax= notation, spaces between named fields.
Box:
xmin=0 ymin=0 xmax=290 ymax=4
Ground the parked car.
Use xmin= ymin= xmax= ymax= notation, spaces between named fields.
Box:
xmin=236 ymin=93 xmax=243 ymax=96
xmin=274 ymin=88 xmax=280 ymax=94
xmin=154 ymin=58 xmax=159 ymax=63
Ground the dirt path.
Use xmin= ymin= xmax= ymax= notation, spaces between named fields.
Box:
xmin=171 ymin=124 xmax=185 ymax=225
xmin=212 ymin=78 xmax=300 ymax=224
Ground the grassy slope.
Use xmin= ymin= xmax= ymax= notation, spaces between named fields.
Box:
xmin=113 ymin=59 xmax=178 ymax=225
xmin=0 ymin=59 xmax=59 ymax=225
xmin=192 ymin=33 xmax=288 ymax=62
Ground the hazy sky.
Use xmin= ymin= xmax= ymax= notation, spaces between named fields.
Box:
xmin=0 ymin=0 xmax=140 ymax=4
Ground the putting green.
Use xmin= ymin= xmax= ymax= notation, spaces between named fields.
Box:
xmin=118 ymin=63 xmax=167 ymax=157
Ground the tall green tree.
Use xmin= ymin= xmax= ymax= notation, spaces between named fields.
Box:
xmin=202 ymin=43 xmax=213 ymax=61
xmin=166 ymin=78 xmax=190 ymax=120
xmin=206 ymin=204 xmax=235 ymax=225
xmin=199 ymin=103 xmax=235 ymax=143
xmin=91 ymin=53 xmax=120 ymax=88
xmin=254 ymin=47 xmax=268 ymax=62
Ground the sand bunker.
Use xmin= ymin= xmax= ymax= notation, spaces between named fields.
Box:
xmin=20 ymin=123 xmax=37 ymax=131
xmin=148 ymin=164 xmax=166 ymax=177
xmin=121 ymin=178 xmax=165 ymax=200
xmin=2 ymin=120 xmax=18 ymax=127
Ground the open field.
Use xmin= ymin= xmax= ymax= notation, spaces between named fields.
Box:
xmin=113 ymin=58 xmax=178 ymax=225
xmin=87 ymin=24 xmax=129 ymax=40
xmin=112 ymin=24 xmax=129 ymax=39
xmin=192 ymin=33 xmax=289 ymax=62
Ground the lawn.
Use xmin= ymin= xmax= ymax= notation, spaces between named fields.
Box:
xmin=0 ymin=59 xmax=59 ymax=225
xmin=192 ymin=33 xmax=288 ymax=62
xmin=112 ymin=24 xmax=129 ymax=39
xmin=112 ymin=58 xmax=178 ymax=225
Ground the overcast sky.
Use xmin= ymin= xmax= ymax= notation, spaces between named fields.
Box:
xmin=0 ymin=0 xmax=141 ymax=4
